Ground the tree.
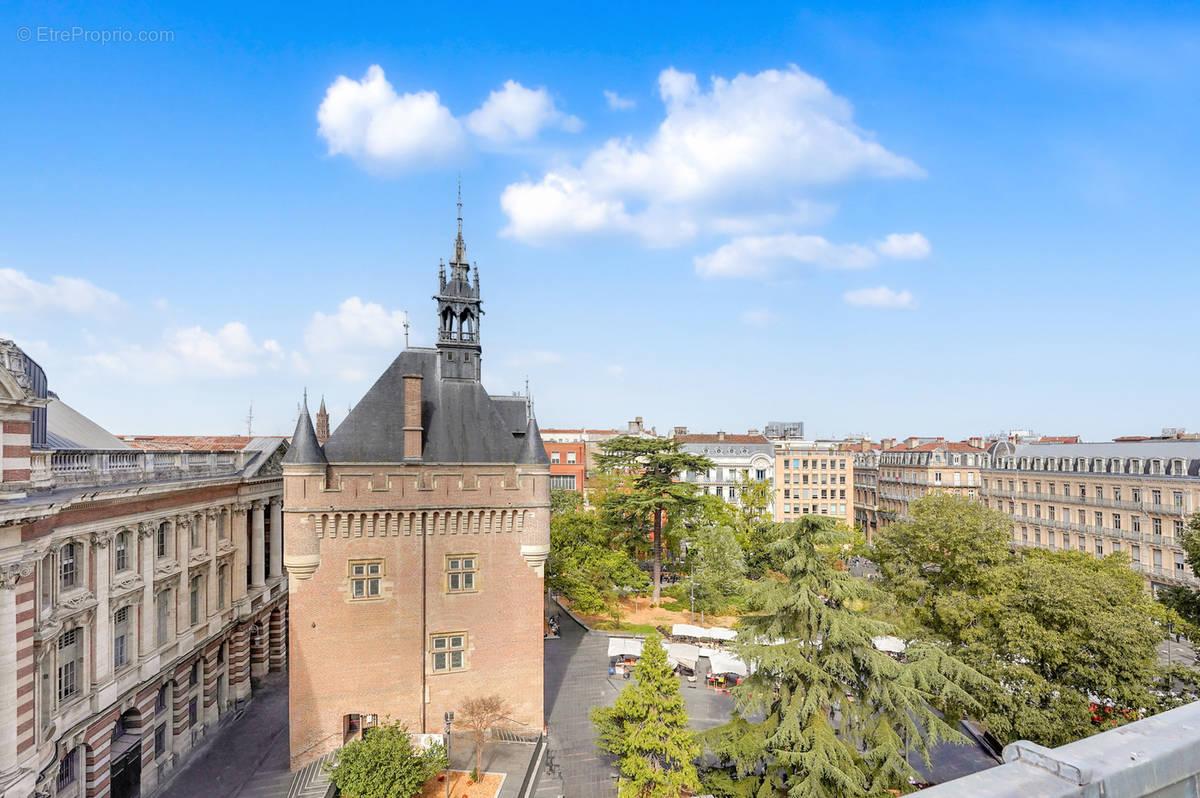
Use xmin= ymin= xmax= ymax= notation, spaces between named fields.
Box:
xmin=1157 ymin=512 xmax=1200 ymax=635
xmin=591 ymin=633 xmax=701 ymax=798
xmin=324 ymin=719 xmax=448 ymax=798
xmin=688 ymin=524 xmax=745 ymax=623
xmin=458 ymin=694 xmax=513 ymax=780
xmin=874 ymin=494 xmax=1186 ymax=747
xmin=731 ymin=473 xmax=778 ymax=578
xmin=701 ymin=517 xmax=990 ymax=798
xmin=548 ymin=508 xmax=648 ymax=617
xmin=596 ymin=436 xmax=714 ymax=603
xmin=550 ymin=488 xmax=584 ymax=516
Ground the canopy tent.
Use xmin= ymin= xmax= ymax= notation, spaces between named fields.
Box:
xmin=704 ymin=649 xmax=748 ymax=677
xmin=872 ymin=635 xmax=907 ymax=654
xmin=665 ymin=643 xmax=701 ymax=670
xmin=672 ymin=623 xmax=737 ymax=642
xmin=607 ymin=637 xmax=643 ymax=659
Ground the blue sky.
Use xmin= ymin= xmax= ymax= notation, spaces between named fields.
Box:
xmin=2 ymin=1 xmax=1198 ymax=441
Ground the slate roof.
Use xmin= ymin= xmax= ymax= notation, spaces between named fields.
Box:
xmin=283 ymin=397 xmax=326 ymax=465
xmin=884 ymin=440 xmax=984 ymax=453
xmin=320 ymin=348 xmax=549 ymax=465
xmin=47 ymin=398 xmax=131 ymax=450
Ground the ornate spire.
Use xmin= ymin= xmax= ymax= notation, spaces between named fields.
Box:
xmin=452 ymin=176 xmax=466 ymax=267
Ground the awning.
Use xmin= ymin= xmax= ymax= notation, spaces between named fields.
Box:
xmin=607 ymin=637 xmax=643 ymax=659
xmin=872 ymin=635 xmax=907 ymax=654
xmin=705 ymin=650 xmax=748 ymax=677
xmin=666 ymin=643 xmax=701 ymax=670
xmin=672 ymin=623 xmax=737 ymax=642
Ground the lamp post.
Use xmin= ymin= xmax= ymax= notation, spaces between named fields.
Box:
xmin=444 ymin=710 xmax=455 ymax=798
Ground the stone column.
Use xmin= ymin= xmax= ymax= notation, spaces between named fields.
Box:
xmin=205 ymin=511 xmax=218 ymax=618
xmin=176 ymin=516 xmax=190 ymax=634
xmin=250 ymin=501 xmax=265 ymax=590
xmin=0 ymin=562 xmax=33 ymax=778
xmin=269 ymin=499 xmax=283 ymax=580
xmin=231 ymin=504 xmax=248 ymax=608
xmin=138 ymin=522 xmax=156 ymax=658
xmin=92 ymin=532 xmax=113 ymax=684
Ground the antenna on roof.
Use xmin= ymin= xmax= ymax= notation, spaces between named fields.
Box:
xmin=403 ymin=312 xmax=410 ymax=349
xmin=245 ymin=401 xmax=254 ymax=437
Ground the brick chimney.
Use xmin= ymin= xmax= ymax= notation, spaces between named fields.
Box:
xmin=969 ymin=436 xmax=983 ymax=449
xmin=402 ymin=374 xmax=423 ymax=460
xmin=906 ymin=437 xmax=920 ymax=449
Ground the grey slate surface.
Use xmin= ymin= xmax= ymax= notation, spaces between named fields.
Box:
xmin=282 ymin=398 xmax=326 ymax=465
xmin=45 ymin=397 xmax=131 ymax=450
xmin=321 ymin=347 xmax=549 ymax=465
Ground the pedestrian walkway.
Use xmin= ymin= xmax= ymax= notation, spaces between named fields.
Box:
xmin=164 ymin=671 xmax=291 ymax=798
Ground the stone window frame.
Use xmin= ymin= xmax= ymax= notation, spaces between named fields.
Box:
xmin=445 ymin=554 xmax=478 ymax=594
xmin=430 ymin=631 xmax=468 ymax=673
xmin=348 ymin=558 xmax=384 ymax=600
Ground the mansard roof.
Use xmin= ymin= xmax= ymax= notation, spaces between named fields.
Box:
xmin=321 ymin=348 xmax=549 ymax=465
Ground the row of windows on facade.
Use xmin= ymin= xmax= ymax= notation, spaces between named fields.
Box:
xmin=781 ymin=503 xmax=848 ymax=516
xmin=1016 ymin=527 xmax=1190 ymax=572
xmin=548 ymin=474 xmax=576 ymax=491
xmin=781 ymin=458 xmax=848 ymax=471
xmin=880 ymin=469 xmax=976 ymax=485
xmin=783 ymin=488 xmax=847 ymax=501
xmin=54 ymin=656 xmax=213 ymax=793
xmin=983 ymin=479 xmax=1186 ymax=506
xmin=991 ymin=455 xmax=1190 ymax=476
xmin=548 ymin=451 xmax=578 ymax=465
xmin=882 ymin=453 xmax=979 ymax=466
xmin=782 ymin=473 xmax=848 ymax=486
xmin=52 ymin=572 xmax=233 ymax=708
xmin=346 ymin=556 xmax=478 ymax=599
xmin=984 ymin=498 xmax=1187 ymax=537
xmin=683 ymin=468 xmax=770 ymax=482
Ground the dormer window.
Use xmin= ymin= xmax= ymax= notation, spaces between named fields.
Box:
xmin=1172 ymin=458 xmax=1187 ymax=475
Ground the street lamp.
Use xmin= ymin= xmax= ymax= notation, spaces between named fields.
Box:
xmin=444 ymin=710 xmax=455 ymax=798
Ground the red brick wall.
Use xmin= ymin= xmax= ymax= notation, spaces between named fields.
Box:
xmin=543 ymin=441 xmax=586 ymax=492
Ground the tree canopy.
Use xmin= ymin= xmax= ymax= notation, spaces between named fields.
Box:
xmin=596 ymin=436 xmax=714 ymax=602
xmin=592 ymin=633 xmax=701 ymax=798
xmin=873 ymin=494 xmax=1185 ymax=747
xmin=688 ymin=523 xmax=745 ymax=623
xmin=702 ymin=517 xmax=989 ymax=798
xmin=548 ymin=506 xmax=648 ymax=616
xmin=324 ymin=720 xmax=448 ymax=798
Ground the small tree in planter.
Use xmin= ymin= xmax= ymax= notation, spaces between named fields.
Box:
xmin=458 ymin=694 xmax=515 ymax=781
xmin=324 ymin=719 xmax=447 ymax=798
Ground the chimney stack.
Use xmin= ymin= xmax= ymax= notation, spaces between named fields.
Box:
xmin=402 ymin=374 xmax=423 ymax=460
xmin=717 ymin=430 xmax=726 ymax=442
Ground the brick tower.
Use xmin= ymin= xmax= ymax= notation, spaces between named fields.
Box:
xmin=282 ymin=199 xmax=550 ymax=771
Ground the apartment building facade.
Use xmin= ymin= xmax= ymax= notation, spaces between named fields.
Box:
xmin=540 ymin=418 xmax=656 ymax=494
xmin=981 ymin=438 xmax=1200 ymax=590
xmin=774 ymin=441 xmax=855 ymax=527
xmin=0 ymin=339 xmax=288 ymax=798
xmin=677 ymin=432 xmax=774 ymax=515
xmin=852 ymin=448 xmax=881 ymax=538
xmin=876 ymin=438 xmax=986 ymax=526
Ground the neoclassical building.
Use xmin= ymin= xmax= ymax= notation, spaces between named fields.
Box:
xmin=0 ymin=339 xmax=289 ymax=798
xmin=283 ymin=209 xmax=551 ymax=770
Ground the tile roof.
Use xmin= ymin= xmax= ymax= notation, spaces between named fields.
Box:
xmin=676 ymin=433 xmax=770 ymax=445
xmin=884 ymin=440 xmax=984 ymax=453
xmin=121 ymin=435 xmax=273 ymax=451
xmin=1036 ymin=436 xmax=1082 ymax=444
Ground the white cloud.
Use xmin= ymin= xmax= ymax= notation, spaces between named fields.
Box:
xmin=875 ymin=232 xmax=931 ymax=260
xmin=695 ymin=234 xmax=879 ymax=279
xmin=0 ymin=268 xmax=122 ymax=317
xmin=152 ymin=297 xmax=169 ymax=311
xmin=604 ymin=90 xmax=636 ymax=110
xmin=739 ymin=309 xmax=777 ymax=327
xmin=466 ymin=80 xmax=582 ymax=144
xmin=305 ymin=297 xmax=411 ymax=354
xmin=84 ymin=322 xmax=297 ymax=380
xmin=501 ymin=65 xmax=922 ymax=245
xmin=843 ymin=286 xmax=916 ymax=309
xmin=317 ymin=65 xmax=464 ymax=171
xmin=605 ymin=364 xmax=624 ymax=376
